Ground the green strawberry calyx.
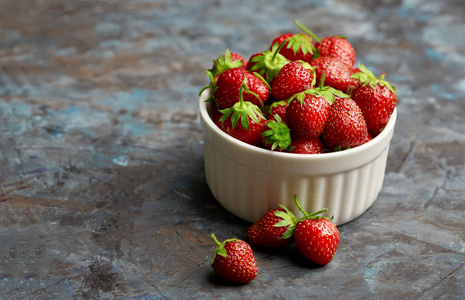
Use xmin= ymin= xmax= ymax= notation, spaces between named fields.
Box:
xmin=210 ymin=233 xmax=240 ymax=265
xmin=198 ymin=69 xmax=218 ymax=104
xmin=209 ymin=49 xmax=244 ymax=78
xmin=219 ymin=78 xmax=266 ymax=130
xmin=249 ymin=42 xmax=289 ymax=83
xmin=262 ymin=114 xmax=293 ymax=151
xmin=284 ymin=32 xmax=316 ymax=56
xmin=290 ymin=74 xmax=349 ymax=105
xmin=351 ymin=63 xmax=396 ymax=93
xmin=293 ymin=195 xmax=334 ymax=222
xmin=273 ymin=204 xmax=298 ymax=239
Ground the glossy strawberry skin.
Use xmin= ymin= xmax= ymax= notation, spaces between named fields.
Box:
xmin=286 ymin=94 xmax=330 ymax=139
xmin=271 ymin=33 xmax=314 ymax=63
xmin=315 ymin=36 xmax=356 ymax=68
xmin=214 ymin=68 xmax=269 ymax=109
xmin=351 ymin=83 xmax=397 ymax=137
xmin=216 ymin=109 xmax=266 ymax=146
xmin=272 ymin=61 xmax=314 ymax=100
xmin=321 ymin=97 xmax=368 ymax=149
xmin=247 ymin=208 xmax=293 ymax=247
xmin=310 ymin=56 xmax=352 ymax=93
xmin=293 ymin=218 xmax=340 ymax=265
xmin=289 ymin=136 xmax=325 ymax=154
xmin=212 ymin=239 xmax=258 ymax=283
xmin=267 ymin=100 xmax=289 ymax=124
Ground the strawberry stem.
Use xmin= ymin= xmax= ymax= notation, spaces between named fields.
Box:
xmin=211 ymin=233 xmax=222 ymax=247
xmin=293 ymin=195 xmax=328 ymax=221
xmin=271 ymin=41 xmax=287 ymax=62
xmin=293 ymin=20 xmax=321 ymax=43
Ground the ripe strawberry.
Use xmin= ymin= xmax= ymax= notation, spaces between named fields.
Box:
xmin=270 ymin=32 xmax=315 ymax=63
xmin=321 ymin=97 xmax=369 ymax=149
xmin=351 ymin=64 xmax=397 ymax=137
xmin=261 ymin=115 xmax=292 ymax=151
xmin=210 ymin=234 xmax=257 ymax=283
xmin=266 ymin=100 xmax=289 ymax=124
xmin=285 ymin=76 xmax=348 ymax=139
xmin=271 ymin=61 xmax=316 ymax=100
xmin=247 ymin=205 xmax=297 ymax=247
xmin=292 ymin=196 xmax=340 ymax=265
xmin=310 ymin=56 xmax=352 ymax=93
xmin=209 ymin=49 xmax=247 ymax=78
xmin=315 ymin=36 xmax=356 ymax=68
xmin=294 ymin=20 xmax=356 ymax=68
xmin=217 ymin=79 xmax=267 ymax=146
xmin=246 ymin=42 xmax=289 ymax=84
xmin=289 ymin=136 xmax=325 ymax=154
xmin=214 ymin=67 xmax=270 ymax=109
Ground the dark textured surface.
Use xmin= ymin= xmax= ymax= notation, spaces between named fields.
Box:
xmin=1 ymin=0 xmax=464 ymax=298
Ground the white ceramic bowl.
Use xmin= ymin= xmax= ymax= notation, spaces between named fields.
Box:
xmin=199 ymin=90 xmax=397 ymax=225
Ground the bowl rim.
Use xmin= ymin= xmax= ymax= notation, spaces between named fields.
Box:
xmin=199 ymin=89 xmax=397 ymax=163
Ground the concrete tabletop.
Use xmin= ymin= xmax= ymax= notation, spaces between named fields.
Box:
xmin=1 ymin=0 xmax=464 ymax=299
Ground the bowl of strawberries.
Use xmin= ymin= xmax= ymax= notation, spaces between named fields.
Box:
xmin=199 ymin=21 xmax=397 ymax=225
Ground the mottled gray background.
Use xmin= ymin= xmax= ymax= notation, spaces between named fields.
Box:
xmin=0 ymin=0 xmax=464 ymax=299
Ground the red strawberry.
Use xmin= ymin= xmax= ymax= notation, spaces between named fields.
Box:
xmin=214 ymin=68 xmax=270 ymax=109
xmin=286 ymin=92 xmax=329 ymax=139
xmin=315 ymin=36 xmax=356 ymax=68
xmin=271 ymin=61 xmax=316 ymax=100
xmin=270 ymin=32 xmax=315 ymax=63
xmin=294 ymin=20 xmax=356 ymax=68
xmin=351 ymin=64 xmax=397 ymax=137
xmin=261 ymin=115 xmax=292 ymax=151
xmin=310 ymin=56 xmax=352 ymax=93
xmin=217 ymin=80 xmax=267 ymax=146
xmin=247 ymin=205 xmax=297 ymax=247
xmin=292 ymin=196 xmax=340 ymax=265
xmin=266 ymin=100 xmax=289 ymax=124
xmin=210 ymin=234 xmax=257 ymax=283
xmin=209 ymin=49 xmax=247 ymax=78
xmin=289 ymin=136 xmax=325 ymax=154
xmin=285 ymin=76 xmax=348 ymax=139
xmin=246 ymin=42 xmax=289 ymax=84
xmin=321 ymin=97 xmax=369 ymax=149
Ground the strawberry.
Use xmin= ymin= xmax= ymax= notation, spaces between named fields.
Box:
xmin=214 ymin=67 xmax=270 ymax=109
xmin=310 ymin=56 xmax=352 ymax=93
xmin=285 ymin=75 xmax=348 ymax=139
xmin=247 ymin=205 xmax=297 ymax=247
xmin=210 ymin=234 xmax=257 ymax=283
xmin=209 ymin=49 xmax=247 ymax=79
xmin=266 ymin=100 xmax=289 ymax=124
xmin=289 ymin=136 xmax=325 ymax=154
xmin=246 ymin=42 xmax=289 ymax=84
xmin=321 ymin=97 xmax=369 ymax=149
xmin=271 ymin=61 xmax=316 ymax=100
xmin=270 ymin=31 xmax=315 ymax=63
xmin=292 ymin=196 xmax=340 ymax=265
xmin=217 ymin=79 xmax=267 ymax=146
xmin=261 ymin=115 xmax=292 ymax=151
xmin=351 ymin=64 xmax=397 ymax=137
xmin=294 ymin=20 xmax=356 ymax=68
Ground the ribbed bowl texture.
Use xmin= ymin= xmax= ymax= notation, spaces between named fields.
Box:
xmin=199 ymin=90 xmax=397 ymax=225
